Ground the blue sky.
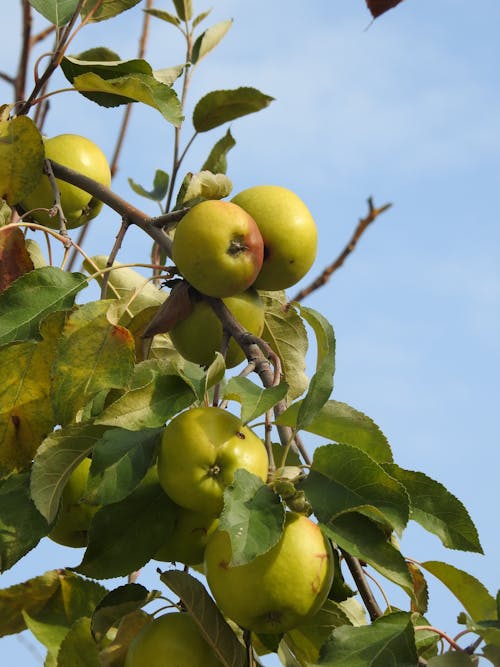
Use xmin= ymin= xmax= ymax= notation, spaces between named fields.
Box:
xmin=1 ymin=1 xmax=500 ymax=664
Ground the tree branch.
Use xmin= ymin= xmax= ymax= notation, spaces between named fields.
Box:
xmin=290 ymin=197 xmax=392 ymax=303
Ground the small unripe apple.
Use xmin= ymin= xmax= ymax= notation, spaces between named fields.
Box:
xmin=20 ymin=133 xmax=111 ymax=229
xmin=204 ymin=512 xmax=333 ymax=634
xmin=172 ymin=200 xmax=264 ymax=297
xmin=124 ymin=612 xmax=223 ymax=667
xmin=157 ymin=407 xmax=269 ymax=516
xmin=231 ymin=185 xmax=317 ymax=290
xmin=169 ymin=288 xmax=264 ymax=368
xmin=48 ymin=458 xmax=97 ymax=548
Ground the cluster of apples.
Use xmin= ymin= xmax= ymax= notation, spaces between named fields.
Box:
xmin=169 ymin=185 xmax=318 ymax=368
xmin=126 ymin=405 xmax=333 ymax=666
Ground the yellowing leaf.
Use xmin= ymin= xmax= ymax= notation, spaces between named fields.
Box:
xmin=0 ymin=116 xmax=44 ymax=205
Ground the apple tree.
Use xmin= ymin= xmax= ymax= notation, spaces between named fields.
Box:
xmin=0 ymin=1 xmax=499 ymax=666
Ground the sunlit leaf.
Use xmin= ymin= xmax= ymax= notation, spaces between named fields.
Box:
xmin=277 ymin=399 xmax=392 ymax=463
xmin=182 ymin=170 xmax=232 ymax=203
xmin=128 ymin=169 xmax=169 ymax=202
xmin=261 ymin=292 xmax=308 ymax=401
xmin=295 ymin=305 xmax=335 ymax=430
xmin=421 ymin=561 xmax=497 ymax=622
xmin=192 ymin=20 xmax=233 ymax=65
xmin=0 ymin=267 xmax=86 ymax=345
xmin=86 ymin=428 xmax=161 ymax=505
xmin=303 ymin=444 xmax=409 ymax=534
xmin=201 ymin=129 xmax=236 ymax=174
xmin=0 ymin=114 xmax=44 ymax=206
xmin=0 ymin=312 xmax=64 ymax=475
xmin=0 ymin=227 xmax=34 ymax=292
xmin=384 ymin=464 xmax=483 ymax=553
xmin=51 ymin=300 xmax=135 ymax=425
xmin=30 ymin=423 xmax=107 ymax=523
xmin=172 ymin=0 xmax=192 ymax=21
xmin=223 ymin=376 xmax=288 ymax=425
xmin=28 ymin=0 xmax=79 ymax=26
xmin=80 ymin=0 xmax=142 ymax=23
xmin=219 ymin=469 xmax=285 ymax=566
xmin=160 ymin=570 xmax=247 ymax=667
xmin=144 ymin=8 xmax=181 ymax=27
xmin=193 ymin=87 xmax=274 ymax=132
xmin=321 ymin=514 xmax=414 ymax=598
xmin=317 ymin=611 xmax=418 ymax=665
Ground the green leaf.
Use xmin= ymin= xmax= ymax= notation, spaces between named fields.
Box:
xmin=295 ymin=306 xmax=335 ymax=430
xmin=28 ymin=0 xmax=79 ymax=26
xmin=83 ymin=255 xmax=167 ymax=315
xmin=30 ymin=423 xmax=107 ymax=523
xmin=0 ymin=115 xmax=44 ymax=205
xmin=174 ymin=357 xmax=225 ymax=404
xmin=383 ymin=464 xmax=483 ymax=553
xmin=223 ymin=376 xmax=288 ymax=425
xmin=144 ymin=8 xmax=181 ymax=27
xmin=182 ymin=170 xmax=232 ymax=203
xmin=0 ymin=570 xmax=61 ymax=636
xmin=153 ymin=65 xmax=184 ymax=86
xmin=201 ymin=129 xmax=236 ymax=174
xmin=0 ymin=471 xmax=49 ymax=572
xmin=86 ymin=428 xmax=161 ymax=505
xmin=71 ymin=71 xmax=182 ymax=125
xmin=128 ymin=169 xmax=169 ymax=202
xmin=277 ymin=400 xmax=392 ymax=463
xmin=219 ymin=469 xmax=285 ymax=566
xmin=193 ymin=9 xmax=212 ymax=29
xmin=57 ymin=617 xmax=101 ymax=667
xmin=317 ymin=611 xmax=418 ymax=666
xmin=427 ymin=655 xmax=477 ymax=666
xmin=75 ymin=470 xmax=177 ymax=578
xmin=192 ymin=20 xmax=233 ymax=65
xmin=421 ymin=561 xmax=497 ymax=622
xmin=484 ymin=645 xmax=500 ymax=666
xmin=80 ymin=0 xmax=142 ymax=23
xmin=95 ymin=362 xmax=195 ymax=430
xmin=0 ymin=312 xmax=64 ymax=475
xmin=321 ymin=514 xmax=414 ymax=598
xmin=0 ymin=267 xmax=86 ymax=345
xmin=172 ymin=0 xmax=192 ymax=21
xmin=0 ymin=570 xmax=106 ymax=641
xmin=51 ymin=300 xmax=135 ymax=425
xmin=283 ymin=599 xmax=358 ymax=665
xmin=193 ymin=87 xmax=274 ymax=132
xmin=261 ymin=292 xmax=309 ymax=401
xmin=303 ymin=444 xmax=409 ymax=535
xmin=159 ymin=570 xmax=247 ymax=667
xmin=91 ymin=583 xmax=160 ymax=642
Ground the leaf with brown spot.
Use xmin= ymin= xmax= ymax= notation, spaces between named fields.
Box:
xmin=0 ymin=227 xmax=34 ymax=292
xmin=366 ymin=0 xmax=405 ymax=18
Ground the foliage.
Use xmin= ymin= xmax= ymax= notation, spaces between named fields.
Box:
xmin=0 ymin=1 xmax=498 ymax=666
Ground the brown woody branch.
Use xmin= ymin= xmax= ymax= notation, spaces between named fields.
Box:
xmin=290 ymin=197 xmax=392 ymax=303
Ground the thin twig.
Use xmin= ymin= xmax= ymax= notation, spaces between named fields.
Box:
xmin=43 ymin=158 xmax=68 ymax=237
xmin=66 ymin=0 xmax=155 ymax=271
xmin=15 ymin=0 xmax=32 ymax=103
xmin=290 ymin=197 xmax=392 ymax=303
xmin=100 ymin=218 xmax=130 ymax=299
xmin=340 ymin=549 xmax=383 ymax=621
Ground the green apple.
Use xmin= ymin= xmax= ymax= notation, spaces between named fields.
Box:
xmin=157 ymin=407 xmax=269 ymax=516
xmin=172 ymin=199 xmax=264 ymax=297
xmin=204 ymin=512 xmax=333 ymax=634
xmin=125 ymin=612 xmax=223 ymax=667
xmin=231 ymin=185 xmax=317 ymax=290
xmin=155 ymin=506 xmax=218 ymax=565
xmin=170 ymin=288 xmax=264 ymax=368
xmin=20 ymin=133 xmax=111 ymax=229
xmin=48 ymin=458 xmax=97 ymax=548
